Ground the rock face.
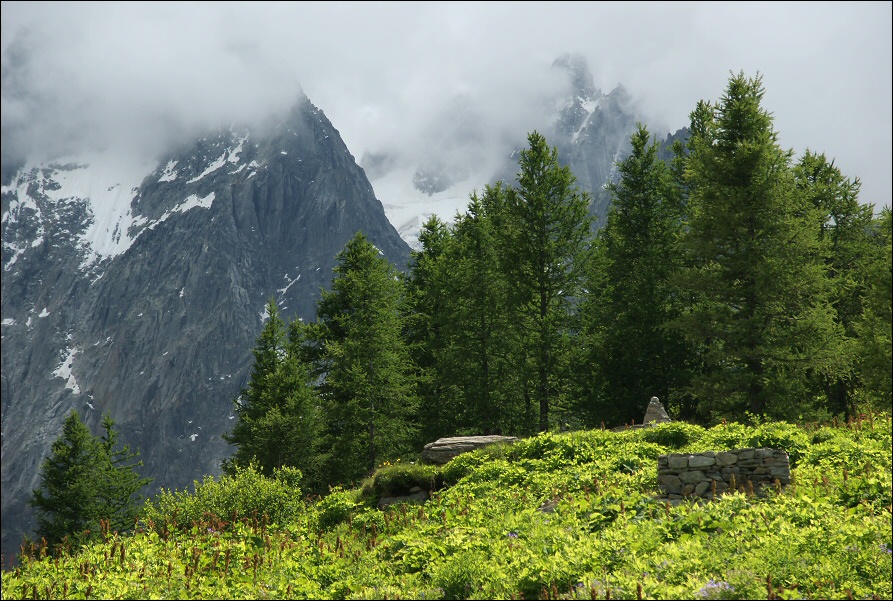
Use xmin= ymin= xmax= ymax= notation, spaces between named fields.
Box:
xmin=421 ymin=435 xmax=519 ymax=465
xmin=0 ymin=93 xmax=411 ymax=562
xmin=491 ymin=53 xmax=644 ymax=228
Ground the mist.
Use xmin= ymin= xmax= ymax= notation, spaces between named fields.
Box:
xmin=2 ymin=1 xmax=890 ymax=208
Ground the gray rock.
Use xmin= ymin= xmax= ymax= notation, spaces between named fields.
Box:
xmin=378 ymin=491 xmax=428 ymax=510
xmin=680 ymin=470 xmax=706 ymax=484
xmin=715 ymin=452 xmax=738 ymax=466
xmin=0 ymin=94 xmax=413 ymax=563
xmin=668 ymin=455 xmax=689 ymax=469
xmin=642 ymin=397 xmax=672 ymax=424
xmin=421 ymin=435 xmax=519 ymax=465
xmin=688 ymin=455 xmax=716 ymax=468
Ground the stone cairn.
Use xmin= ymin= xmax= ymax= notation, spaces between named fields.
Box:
xmin=656 ymin=447 xmax=791 ymax=502
xmin=612 ymin=396 xmax=672 ymax=431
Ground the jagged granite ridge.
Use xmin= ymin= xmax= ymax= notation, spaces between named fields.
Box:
xmin=1 ymin=94 xmax=411 ymax=563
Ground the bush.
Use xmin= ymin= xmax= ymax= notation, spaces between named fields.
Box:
xmin=141 ymin=463 xmax=304 ymax=532
xmin=637 ymin=421 xmax=706 ymax=449
xmin=697 ymin=420 xmax=810 ymax=463
xmin=359 ymin=463 xmax=443 ymax=501
xmin=316 ymin=487 xmax=361 ymax=530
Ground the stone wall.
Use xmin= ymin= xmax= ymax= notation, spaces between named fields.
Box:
xmin=656 ymin=448 xmax=791 ymax=502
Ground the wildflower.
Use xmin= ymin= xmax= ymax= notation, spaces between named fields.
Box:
xmin=881 ymin=543 xmax=892 ymax=554
xmin=695 ymin=579 xmax=734 ymax=599
xmin=507 ymin=531 xmax=518 ymax=538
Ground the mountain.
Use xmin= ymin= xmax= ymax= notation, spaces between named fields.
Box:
xmin=362 ymin=53 xmax=645 ymax=247
xmin=0 ymin=94 xmax=411 ymax=563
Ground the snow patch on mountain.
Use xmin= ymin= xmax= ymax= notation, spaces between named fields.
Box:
xmin=52 ymin=347 xmax=81 ymax=394
xmin=572 ymin=96 xmax=600 ymax=144
xmin=1 ymin=152 xmax=156 ymax=270
xmin=373 ymin=166 xmax=481 ymax=250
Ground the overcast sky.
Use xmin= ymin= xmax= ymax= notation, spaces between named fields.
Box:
xmin=2 ymin=1 xmax=891 ymax=210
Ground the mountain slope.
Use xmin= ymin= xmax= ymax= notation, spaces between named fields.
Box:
xmin=0 ymin=94 xmax=411 ymax=563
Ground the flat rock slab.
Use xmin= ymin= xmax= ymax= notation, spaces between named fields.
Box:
xmin=421 ymin=435 xmax=519 ymax=464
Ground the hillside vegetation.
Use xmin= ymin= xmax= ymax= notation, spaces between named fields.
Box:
xmin=3 ymin=416 xmax=890 ymax=600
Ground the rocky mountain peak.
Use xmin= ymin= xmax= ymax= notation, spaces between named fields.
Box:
xmin=1 ymin=93 xmax=410 ymax=563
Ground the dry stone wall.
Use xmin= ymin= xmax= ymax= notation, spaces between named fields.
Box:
xmin=656 ymin=448 xmax=791 ymax=502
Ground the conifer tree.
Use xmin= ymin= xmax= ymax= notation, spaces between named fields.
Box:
xmin=404 ymin=216 xmax=455 ymax=442
xmin=223 ymin=298 xmax=324 ymax=488
xmin=671 ymin=72 xmax=844 ymax=420
xmin=314 ymin=232 xmax=419 ymax=483
xmin=580 ymin=124 xmax=694 ymax=425
xmin=795 ymin=150 xmax=875 ymax=418
xmin=503 ymin=131 xmax=593 ymax=431
xmin=30 ymin=410 xmax=151 ymax=551
xmin=440 ymin=186 xmax=527 ymax=434
xmin=855 ymin=207 xmax=892 ymax=410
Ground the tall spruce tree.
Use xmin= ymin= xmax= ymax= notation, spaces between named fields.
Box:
xmin=314 ymin=232 xmax=419 ymax=483
xmin=671 ymin=72 xmax=844 ymax=420
xmin=223 ymin=298 xmax=324 ymax=488
xmin=581 ymin=124 xmax=694 ymax=425
xmin=503 ymin=132 xmax=593 ymax=431
xmin=30 ymin=410 xmax=151 ymax=551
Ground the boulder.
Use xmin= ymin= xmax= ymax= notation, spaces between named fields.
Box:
xmin=421 ymin=435 xmax=519 ymax=465
xmin=643 ymin=396 xmax=671 ymax=424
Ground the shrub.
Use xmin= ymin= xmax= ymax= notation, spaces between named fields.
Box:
xmin=637 ymin=421 xmax=706 ymax=449
xmin=141 ymin=463 xmax=303 ymax=532
xmin=359 ymin=463 xmax=443 ymax=501
xmin=316 ymin=486 xmax=361 ymax=530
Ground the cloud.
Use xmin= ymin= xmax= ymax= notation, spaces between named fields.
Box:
xmin=2 ymin=1 xmax=890 ymax=208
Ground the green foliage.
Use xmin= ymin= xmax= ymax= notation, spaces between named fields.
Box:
xmin=223 ymin=298 xmax=325 ymax=489
xmin=671 ymin=72 xmax=845 ymax=422
xmin=5 ymin=417 xmax=891 ymax=600
xmin=28 ymin=410 xmax=151 ymax=553
xmin=142 ymin=463 xmax=305 ymax=532
xmin=636 ymin=421 xmax=707 ymax=448
xmin=315 ymin=486 xmax=362 ymax=530
xmin=693 ymin=419 xmax=811 ymax=463
xmin=314 ymin=232 xmax=420 ymax=484
xmin=360 ymin=462 xmax=443 ymax=500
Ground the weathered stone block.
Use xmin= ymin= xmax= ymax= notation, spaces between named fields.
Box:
xmin=421 ymin=435 xmax=519 ymax=464
xmin=715 ymin=452 xmax=738 ymax=466
xmin=689 ymin=455 xmax=716 ymax=468
xmin=658 ymin=474 xmax=683 ymax=487
xmin=668 ymin=455 xmax=688 ymax=469
xmin=680 ymin=470 xmax=706 ymax=484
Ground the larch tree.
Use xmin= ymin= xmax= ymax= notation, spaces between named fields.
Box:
xmin=670 ymin=72 xmax=845 ymax=420
xmin=795 ymin=150 xmax=875 ymax=419
xmin=503 ymin=131 xmax=593 ymax=432
xmin=222 ymin=298 xmax=324 ymax=489
xmin=582 ymin=124 xmax=694 ymax=425
xmin=439 ymin=186 xmax=527 ymax=435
